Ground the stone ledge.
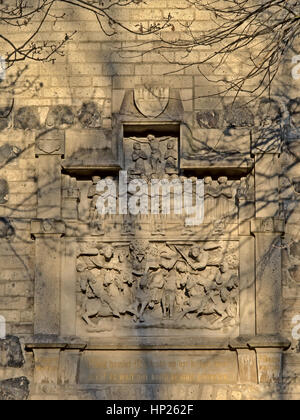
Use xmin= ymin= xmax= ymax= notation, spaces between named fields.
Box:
xmin=181 ymin=157 xmax=254 ymax=177
xmin=25 ymin=335 xmax=290 ymax=351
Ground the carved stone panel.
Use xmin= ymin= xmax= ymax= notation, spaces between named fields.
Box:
xmin=76 ymin=239 xmax=240 ymax=338
xmin=123 ymin=135 xmax=179 ymax=178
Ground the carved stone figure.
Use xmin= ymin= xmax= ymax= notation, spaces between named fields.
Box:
xmin=131 ymin=142 xmax=148 ymax=175
xmin=149 ymin=135 xmax=162 ymax=173
xmin=164 ymin=140 xmax=178 ymax=174
xmin=87 ymin=176 xmax=104 ymax=233
xmin=129 ymin=240 xmax=149 ymax=276
xmin=162 ymin=261 xmax=187 ymax=320
xmin=177 ymin=245 xmax=209 ymax=272
xmin=237 ymin=176 xmax=254 ymax=202
xmin=122 ymin=216 xmax=136 ymax=235
xmin=131 ymin=273 xmax=151 ymax=323
xmin=62 ymin=175 xmax=80 ymax=219
xmin=78 ymin=245 xmax=137 ymax=327
xmin=177 ymin=263 xmax=238 ymax=325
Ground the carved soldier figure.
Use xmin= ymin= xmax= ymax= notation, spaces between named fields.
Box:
xmin=204 ymin=176 xmax=218 ymax=221
xmin=160 ymin=245 xmax=178 ymax=271
xmin=148 ymin=270 xmax=165 ymax=310
xmin=129 ymin=240 xmax=149 ymax=277
xmin=162 ymin=271 xmax=178 ymax=320
xmin=164 ymin=140 xmax=178 ymax=174
xmin=78 ymin=262 xmax=120 ymax=327
xmin=89 ymin=245 xmax=123 ymax=316
xmin=236 ymin=176 xmax=254 ymax=202
xmin=177 ymin=275 xmax=206 ymax=321
xmin=178 ymin=266 xmax=230 ymax=322
xmin=88 ymin=176 xmax=104 ymax=232
xmin=183 ymin=245 xmax=209 ymax=271
xmin=217 ymin=177 xmax=233 ymax=199
xmin=162 ymin=261 xmax=188 ymax=320
xmin=217 ymin=273 xmax=239 ymax=323
xmin=131 ymin=272 xmax=151 ymax=323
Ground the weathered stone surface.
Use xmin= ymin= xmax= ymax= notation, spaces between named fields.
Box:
xmin=46 ymin=105 xmax=75 ymax=128
xmin=0 ymin=1 xmax=299 ymax=401
xmin=0 ymin=377 xmax=29 ymax=401
xmin=224 ymin=103 xmax=254 ymax=128
xmin=0 ymin=143 xmax=21 ymax=166
xmin=0 ymin=179 xmax=9 ymax=204
xmin=196 ymin=110 xmax=221 ymax=129
xmin=0 ymin=335 xmax=24 ymax=368
xmin=78 ymin=102 xmax=102 ymax=128
xmin=14 ymin=107 xmax=40 ymax=130
xmin=0 ymin=218 xmax=15 ymax=238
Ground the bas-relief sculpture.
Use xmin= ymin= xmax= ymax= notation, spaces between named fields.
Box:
xmin=24 ymin=87 xmax=300 ymax=398
xmin=22 ymin=86 xmax=300 ymax=398
xmin=77 ymin=240 xmax=239 ymax=334
xmin=125 ymin=135 xmax=179 ymax=179
xmin=69 ymin=133 xmax=242 ymax=337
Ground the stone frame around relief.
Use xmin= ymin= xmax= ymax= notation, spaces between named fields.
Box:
xmin=70 ymin=238 xmax=241 ymax=341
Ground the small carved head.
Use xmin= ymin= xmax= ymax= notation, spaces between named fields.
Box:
xmin=190 ymin=246 xmax=201 ymax=259
xmin=102 ymin=245 xmax=114 ymax=260
xmin=147 ymin=134 xmax=155 ymax=142
xmin=176 ymin=261 xmax=187 ymax=274
xmin=167 ymin=140 xmax=174 ymax=150
xmin=261 ymin=218 xmax=274 ymax=232
xmin=218 ymin=176 xmax=228 ymax=185
xmin=220 ymin=262 xmax=229 ymax=273
xmin=133 ymin=142 xmax=141 ymax=151
xmin=92 ymin=176 xmax=101 ymax=184
xmin=204 ymin=176 xmax=213 ymax=185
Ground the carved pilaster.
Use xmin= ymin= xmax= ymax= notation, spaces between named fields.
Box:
xmin=31 ymin=220 xmax=65 ymax=336
xmin=35 ymin=130 xmax=65 ymax=219
xmin=251 ymin=218 xmax=284 ymax=336
xmin=254 ymin=153 xmax=280 ymax=218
